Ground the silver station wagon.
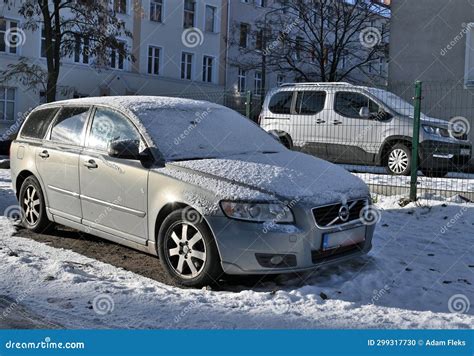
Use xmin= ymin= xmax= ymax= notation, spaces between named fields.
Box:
xmin=10 ymin=96 xmax=376 ymax=287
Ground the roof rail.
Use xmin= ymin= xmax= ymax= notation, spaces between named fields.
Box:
xmin=279 ymin=82 xmax=353 ymax=87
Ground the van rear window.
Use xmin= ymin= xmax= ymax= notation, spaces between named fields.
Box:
xmin=20 ymin=108 xmax=59 ymax=139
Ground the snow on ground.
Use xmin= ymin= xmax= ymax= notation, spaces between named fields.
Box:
xmin=0 ymin=168 xmax=472 ymax=329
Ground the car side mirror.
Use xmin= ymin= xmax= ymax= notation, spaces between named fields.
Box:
xmin=359 ymin=107 xmax=370 ymax=118
xmin=108 ymin=139 xmax=141 ymax=160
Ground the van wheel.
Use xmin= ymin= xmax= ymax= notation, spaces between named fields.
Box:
xmin=386 ymin=143 xmax=411 ymax=176
xmin=421 ymin=168 xmax=449 ymax=178
xmin=158 ymin=209 xmax=223 ymax=287
xmin=19 ymin=176 xmax=53 ymax=233
xmin=276 ymin=132 xmax=293 ymax=149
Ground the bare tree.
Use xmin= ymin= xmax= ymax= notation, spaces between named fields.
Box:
xmin=231 ymin=0 xmax=389 ymax=86
xmin=0 ymin=0 xmax=133 ymax=102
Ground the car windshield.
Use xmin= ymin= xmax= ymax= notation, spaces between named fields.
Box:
xmin=131 ymin=104 xmax=284 ymax=161
xmin=367 ymin=88 xmax=428 ymax=119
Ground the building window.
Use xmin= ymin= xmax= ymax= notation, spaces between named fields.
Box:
xmin=114 ymin=0 xmax=127 ymax=14
xmin=184 ymin=0 xmax=195 ymax=28
xmin=0 ymin=19 xmax=20 ymax=54
xmin=0 ymin=87 xmax=16 ymax=121
xmin=202 ymin=56 xmax=213 ymax=83
xmin=255 ymin=29 xmax=263 ymax=51
xmin=74 ymin=34 xmax=90 ymax=64
xmin=110 ymin=42 xmax=125 ymax=70
xmin=150 ymin=0 xmax=163 ymax=22
xmin=40 ymin=27 xmax=56 ymax=58
xmin=239 ymin=23 xmax=250 ymax=48
xmin=181 ymin=52 xmax=193 ymax=80
xmin=277 ymin=74 xmax=285 ymax=86
xmin=255 ymin=0 xmax=266 ymax=7
xmin=148 ymin=46 xmax=161 ymax=75
xmin=238 ymin=68 xmax=246 ymax=93
xmin=254 ymin=71 xmax=262 ymax=95
xmin=205 ymin=5 xmax=216 ymax=32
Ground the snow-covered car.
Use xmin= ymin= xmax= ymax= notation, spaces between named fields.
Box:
xmin=10 ymin=96 xmax=375 ymax=287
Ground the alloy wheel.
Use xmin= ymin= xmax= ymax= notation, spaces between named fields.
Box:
xmin=22 ymin=185 xmax=41 ymax=226
xmin=388 ymin=148 xmax=409 ymax=174
xmin=164 ymin=222 xmax=207 ymax=279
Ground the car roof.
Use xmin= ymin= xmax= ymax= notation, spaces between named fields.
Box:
xmin=37 ymin=95 xmax=223 ymax=112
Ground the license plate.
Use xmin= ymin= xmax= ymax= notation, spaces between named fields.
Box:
xmin=460 ymin=148 xmax=471 ymax=156
xmin=322 ymin=226 xmax=366 ymax=251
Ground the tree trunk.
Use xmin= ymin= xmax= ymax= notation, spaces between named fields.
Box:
xmin=46 ymin=71 xmax=58 ymax=103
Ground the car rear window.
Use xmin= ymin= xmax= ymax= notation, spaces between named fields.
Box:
xmin=50 ymin=107 xmax=89 ymax=145
xmin=20 ymin=108 xmax=59 ymax=139
xmin=268 ymin=92 xmax=293 ymax=114
xmin=295 ymin=91 xmax=326 ymax=115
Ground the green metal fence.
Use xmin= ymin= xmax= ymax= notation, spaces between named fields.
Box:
xmin=154 ymin=82 xmax=473 ymax=201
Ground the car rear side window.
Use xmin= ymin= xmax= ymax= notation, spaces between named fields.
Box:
xmin=20 ymin=108 xmax=58 ymax=139
xmin=50 ymin=107 xmax=89 ymax=145
xmin=335 ymin=92 xmax=379 ymax=118
xmin=295 ymin=91 xmax=326 ymax=115
xmin=268 ymin=92 xmax=293 ymax=114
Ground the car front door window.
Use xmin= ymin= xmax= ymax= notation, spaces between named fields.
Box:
xmin=87 ymin=107 xmax=141 ymax=152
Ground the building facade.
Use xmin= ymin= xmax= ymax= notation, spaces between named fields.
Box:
xmin=0 ymin=0 xmax=225 ymax=137
xmin=388 ymin=0 xmax=474 ymax=167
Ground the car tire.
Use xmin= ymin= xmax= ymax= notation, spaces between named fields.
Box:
xmin=421 ymin=168 xmax=449 ymax=178
xmin=19 ymin=176 xmax=54 ymax=233
xmin=158 ymin=209 xmax=223 ymax=287
xmin=386 ymin=143 xmax=412 ymax=176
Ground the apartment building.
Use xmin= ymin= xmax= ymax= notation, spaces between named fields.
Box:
xmin=0 ymin=0 xmax=225 ymax=137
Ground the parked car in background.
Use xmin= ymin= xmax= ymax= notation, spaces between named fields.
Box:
xmin=259 ymin=82 xmax=472 ymax=177
xmin=10 ymin=96 xmax=375 ymax=287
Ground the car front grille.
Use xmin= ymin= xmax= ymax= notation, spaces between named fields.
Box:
xmin=312 ymin=199 xmax=368 ymax=228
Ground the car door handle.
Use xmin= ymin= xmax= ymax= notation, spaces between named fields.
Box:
xmin=316 ymin=119 xmax=326 ymax=124
xmin=83 ymin=159 xmax=98 ymax=169
xmin=332 ymin=120 xmax=343 ymax=125
xmin=39 ymin=150 xmax=49 ymax=159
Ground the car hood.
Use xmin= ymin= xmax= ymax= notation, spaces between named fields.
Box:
xmin=160 ymin=150 xmax=369 ymax=206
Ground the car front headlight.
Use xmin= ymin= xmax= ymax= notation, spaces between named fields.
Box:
xmin=220 ymin=201 xmax=294 ymax=223
xmin=422 ymin=125 xmax=450 ymax=137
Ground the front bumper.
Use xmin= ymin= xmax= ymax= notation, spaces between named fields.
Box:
xmin=205 ymin=215 xmax=375 ymax=275
xmin=419 ymin=140 xmax=471 ymax=169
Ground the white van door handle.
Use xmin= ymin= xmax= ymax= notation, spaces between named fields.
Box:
xmin=39 ymin=150 xmax=49 ymax=159
xmin=83 ymin=159 xmax=98 ymax=169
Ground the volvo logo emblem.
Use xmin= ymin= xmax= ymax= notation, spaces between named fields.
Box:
xmin=338 ymin=204 xmax=350 ymax=222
